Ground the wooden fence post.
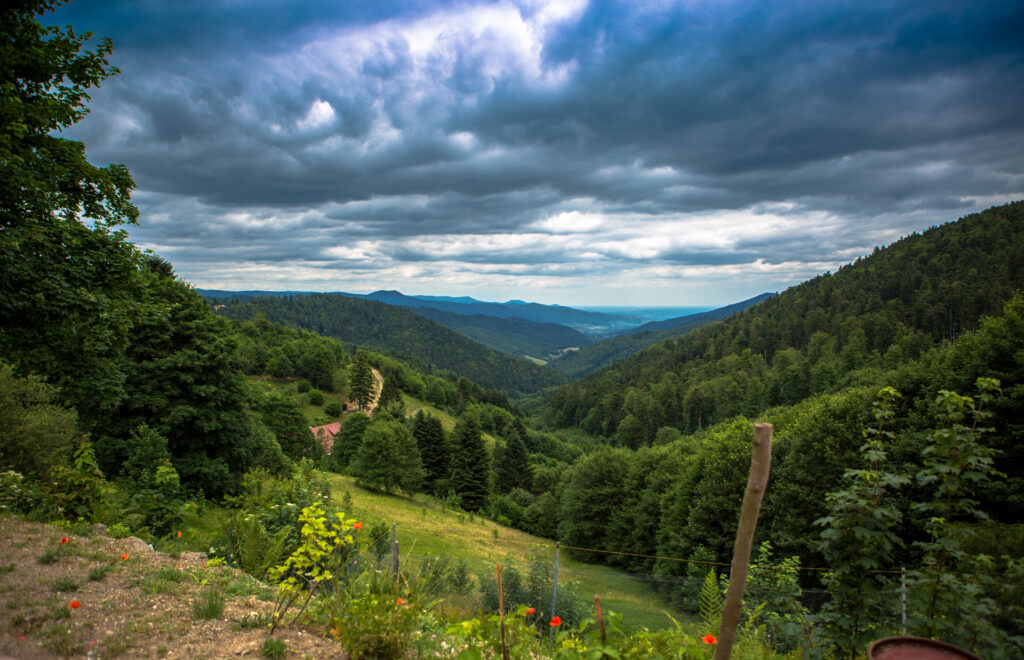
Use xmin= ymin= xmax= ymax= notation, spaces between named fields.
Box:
xmin=714 ymin=422 xmax=773 ymax=660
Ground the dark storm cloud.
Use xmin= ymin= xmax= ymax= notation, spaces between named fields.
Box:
xmin=52 ymin=0 xmax=1024 ymax=301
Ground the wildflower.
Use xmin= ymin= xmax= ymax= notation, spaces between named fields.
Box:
xmin=60 ymin=536 xmax=69 ymax=545
xmin=69 ymin=600 xmax=81 ymax=609
xmin=702 ymin=634 xmax=717 ymax=645
xmin=176 ymin=531 xmax=182 ymax=538
xmin=396 ymin=598 xmax=405 ymax=605
xmin=550 ymin=615 xmax=561 ymax=627
xmin=353 ymin=522 xmax=363 ymax=530
xmin=526 ymin=607 xmax=536 ymax=615
xmin=121 ymin=553 xmax=128 ymax=560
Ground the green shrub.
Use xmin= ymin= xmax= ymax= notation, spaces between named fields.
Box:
xmin=307 ymin=389 xmax=325 ymax=406
xmin=107 ymin=522 xmax=131 ymax=538
xmin=324 ymin=400 xmax=343 ymax=417
xmin=296 ymin=380 xmax=311 ymax=393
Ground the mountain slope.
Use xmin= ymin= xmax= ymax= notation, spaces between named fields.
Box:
xmin=548 ymin=292 xmax=775 ymax=377
xmin=541 ymin=201 xmax=1024 ymax=442
xmin=411 ymin=306 xmax=592 ymax=361
xmin=213 ymin=293 xmax=568 ymax=395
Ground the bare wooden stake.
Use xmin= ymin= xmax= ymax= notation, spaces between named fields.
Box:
xmin=714 ymin=422 xmax=773 ymax=660
xmin=498 ymin=564 xmax=510 ymax=660
xmin=594 ymin=596 xmax=606 ymax=645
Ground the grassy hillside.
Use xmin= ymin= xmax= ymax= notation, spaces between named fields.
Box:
xmin=328 ymin=474 xmax=685 ymax=633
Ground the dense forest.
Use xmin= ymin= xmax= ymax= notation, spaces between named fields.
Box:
xmin=214 ymin=293 xmax=568 ymax=396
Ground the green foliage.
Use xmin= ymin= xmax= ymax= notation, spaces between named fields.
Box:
xmin=494 ymin=426 xmax=532 ymax=494
xmin=744 ymin=541 xmax=808 ymax=651
xmin=307 ymin=389 xmax=325 ymax=406
xmin=450 ymin=414 xmax=490 ymax=512
xmin=296 ymin=379 xmax=311 ymax=393
xmin=0 ymin=362 xmax=78 ymax=478
xmin=814 ymin=387 xmax=909 ymax=658
xmin=412 ymin=411 xmax=450 ymax=494
xmin=331 ymin=412 xmax=370 ymax=471
xmin=351 ymin=419 xmax=424 ymax=494
xmin=324 ymin=400 xmax=343 ymax=417
xmin=223 ymin=513 xmax=293 ymax=580
xmin=349 ymin=353 xmax=375 ymax=411
xmin=698 ymin=568 xmax=723 ymax=637
xmin=1 ymin=0 xmax=141 ymax=422
xmin=253 ymin=390 xmax=317 ymax=460
xmin=107 ymin=522 xmax=131 ymax=538
xmin=269 ymin=502 xmax=356 ymax=633
xmin=905 ymin=378 xmax=1018 ymax=656
xmin=480 ymin=552 xmax=588 ymax=632
xmin=44 ymin=441 xmax=111 ymax=521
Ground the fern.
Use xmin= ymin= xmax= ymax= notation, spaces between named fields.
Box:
xmin=699 ymin=568 xmax=723 ymax=635
xmin=226 ymin=513 xmax=293 ymax=579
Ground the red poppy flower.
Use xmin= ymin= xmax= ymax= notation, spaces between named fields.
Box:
xmin=702 ymin=634 xmax=717 ymax=645
xmin=121 ymin=553 xmax=128 ymax=560
xmin=353 ymin=522 xmax=363 ymax=530
xmin=176 ymin=531 xmax=182 ymax=538
xmin=69 ymin=600 xmax=81 ymax=609
xmin=549 ymin=615 xmax=561 ymax=627
xmin=60 ymin=536 xmax=69 ymax=545
xmin=396 ymin=598 xmax=405 ymax=605
xmin=526 ymin=607 xmax=536 ymax=615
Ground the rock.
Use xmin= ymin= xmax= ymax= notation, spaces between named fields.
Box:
xmin=90 ymin=523 xmax=108 ymax=536
xmin=127 ymin=536 xmax=153 ymax=552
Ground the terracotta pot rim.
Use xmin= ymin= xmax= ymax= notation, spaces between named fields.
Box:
xmin=868 ymin=635 xmax=983 ymax=660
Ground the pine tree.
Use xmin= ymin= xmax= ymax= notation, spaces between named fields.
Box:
xmin=450 ymin=413 xmax=490 ymax=511
xmin=377 ymin=376 xmax=402 ymax=411
xmin=412 ymin=411 xmax=449 ymax=492
xmin=494 ymin=426 xmax=531 ymax=494
xmin=349 ymin=353 xmax=374 ymax=410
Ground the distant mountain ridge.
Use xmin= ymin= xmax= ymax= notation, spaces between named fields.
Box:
xmin=345 ymin=290 xmax=636 ymax=334
xmin=549 ymin=292 xmax=775 ymax=377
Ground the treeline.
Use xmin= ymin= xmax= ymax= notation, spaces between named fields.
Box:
xmin=214 ymin=293 xmax=569 ymax=396
xmin=541 ymin=202 xmax=1024 ymax=443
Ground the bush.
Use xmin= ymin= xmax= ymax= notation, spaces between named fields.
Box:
xmin=307 ymin=389 xmax=325 ymax=406
xmin=107 ymin=522 xmax=131 ymax=539
xmin=296 ymin=380 xmax=311 ymax=393
xmin=325 ymin=400 xmax=343 ymax=417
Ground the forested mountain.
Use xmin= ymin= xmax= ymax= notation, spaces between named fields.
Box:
xmin=346 ymin=289 xmax=637 ymax=334
xmin=542 ymin=202 xmax=1024 ymax=443
xmin=213 ymin=293 xmax=568 ymax=395
xmin=548 ymin=292 xmax=775 ymax=377
xmin=411 ymin=306 xmax=592 ymax=361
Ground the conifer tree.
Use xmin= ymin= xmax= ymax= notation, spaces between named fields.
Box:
xmin=494 ymin=426 xmax=531 ymax=494
xmin=376 ymin=376 xmax=402 ymax=411
xmin=349 ymin=353 xmax=375 ymax=410
xmin=412 ymin=411 xmax=449 ymax=492
xmin=450 ymin=413 xmax=490 ymax=511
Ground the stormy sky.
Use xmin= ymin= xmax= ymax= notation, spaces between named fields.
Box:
xmin=54 ymin=0 xmax=1024 ymax=306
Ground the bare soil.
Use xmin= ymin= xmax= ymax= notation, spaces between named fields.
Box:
xmin=0 ymin=516 xmax=345 ymax=659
